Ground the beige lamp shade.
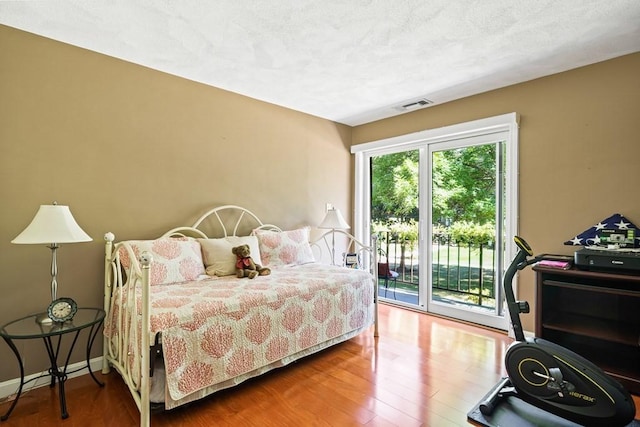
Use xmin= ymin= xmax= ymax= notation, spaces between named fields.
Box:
xmin=318 ymin=208 xmax=350 ymax=230
xmin=12 ymin=204 xmax=92 ymax=244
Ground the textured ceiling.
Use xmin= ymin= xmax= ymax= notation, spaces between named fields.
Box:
xmin=2 ymin=1 xmax=639 ymax=125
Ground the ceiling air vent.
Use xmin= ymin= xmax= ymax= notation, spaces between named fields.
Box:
xmin=394 ymin=98 xmax=434 ymax=112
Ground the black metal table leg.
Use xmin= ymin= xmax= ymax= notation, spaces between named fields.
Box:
xmin=0 ymin=337 xmax=24 ymax=421
xmin=42 ymin=329 xmax=81 ymax=420
xmin=86 ymin=320 xmax=105 ymax=387
xmin=42 ymin=333 xmax=62 ymax=388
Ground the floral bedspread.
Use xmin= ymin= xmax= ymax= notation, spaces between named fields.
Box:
xmin=105 ymin=263 xmax=374 ymax=402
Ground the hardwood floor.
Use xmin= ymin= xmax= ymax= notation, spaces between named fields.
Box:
xmin=1 ymin=303 xmax=638 ymax=426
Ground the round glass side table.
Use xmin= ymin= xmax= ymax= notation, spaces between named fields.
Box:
xmin=0 ymin=307 xmax=105 ymax=421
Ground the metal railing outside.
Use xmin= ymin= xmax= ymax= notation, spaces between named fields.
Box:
xmin=377 ymin=232 xmax=496 ymax=308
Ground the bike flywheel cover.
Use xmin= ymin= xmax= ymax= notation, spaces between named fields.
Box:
xmin=505 ymin=342 xmax=563 ymax=398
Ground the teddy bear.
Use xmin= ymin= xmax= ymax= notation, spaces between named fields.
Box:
xmin=231 ymin=244 xmax=271 ymax=279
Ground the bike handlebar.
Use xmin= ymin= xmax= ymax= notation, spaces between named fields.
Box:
xmin=514 ymin=236 xmax=533 ymax=256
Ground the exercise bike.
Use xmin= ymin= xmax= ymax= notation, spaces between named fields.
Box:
xmin=479 ymin=236 xmax=636 ymax=426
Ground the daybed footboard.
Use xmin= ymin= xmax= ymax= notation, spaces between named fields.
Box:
xmin=103 ymin=233 xmax=153 ymax=427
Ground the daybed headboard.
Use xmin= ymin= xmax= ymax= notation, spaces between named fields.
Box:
xmin=310 ymin=229 xmax=377 ymax=269
xmin=160 ymin=205 xmax=377 ymax=270
xmin=162 ymin=204 xmax=282 ymax=239
xmin=105 ymin=204 xmax=377 ymax=278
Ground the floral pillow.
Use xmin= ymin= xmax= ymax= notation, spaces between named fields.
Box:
xmin=198 ymin=236 xmax=262 ymax=277
xmin=253 ymin=227 xmax=315 ymax=268
xmin=118 ymin=238 xmax=205 ymax=286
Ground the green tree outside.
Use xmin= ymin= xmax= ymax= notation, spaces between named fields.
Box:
xmin=371 ymin=144 xmax=498 ymax=265
xmin=372 ymin=145 xmax=497 ymax=235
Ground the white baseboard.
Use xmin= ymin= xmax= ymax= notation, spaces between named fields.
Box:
xmin=0 ymin=356 xmax=103 ymax=400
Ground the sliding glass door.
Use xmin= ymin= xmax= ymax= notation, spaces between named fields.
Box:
xmin=353 ymin=114 xmax=518 ymax=331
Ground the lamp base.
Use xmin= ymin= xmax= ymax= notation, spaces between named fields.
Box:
xmin=35 ymin=313 xmax=53 ymax=325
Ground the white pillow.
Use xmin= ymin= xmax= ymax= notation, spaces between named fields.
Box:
xmin=253 ymin=227 xmax=315 ymax=268
xmin=198 ymin=236 xmax=262 ymax=277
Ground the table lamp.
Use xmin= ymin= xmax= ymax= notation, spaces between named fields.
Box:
xmin=12 ymin=203 xmax=92 ymax=324
xmin=318 ymin=207 xmax=350 ymax=265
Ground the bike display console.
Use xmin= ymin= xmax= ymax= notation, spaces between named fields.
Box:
xmin=534 ymin=265 xmax=640 ymax=394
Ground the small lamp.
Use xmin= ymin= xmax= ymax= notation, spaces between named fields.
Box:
xmin=12 ymin=203 xmax=92 ymax=323
xmin=318 ymin=207 xmax=350 ymax=265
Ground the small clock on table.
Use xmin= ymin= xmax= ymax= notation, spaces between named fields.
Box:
xmin=46 ymin=297 xmax=78 ymax=323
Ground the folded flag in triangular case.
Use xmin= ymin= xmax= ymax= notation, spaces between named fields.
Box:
xmin=564 ymin=213 xmax=638 ymax=247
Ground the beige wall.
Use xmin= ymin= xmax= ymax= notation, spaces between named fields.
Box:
xmin=353 ymin=52 xmax=640 ymax=333
xmin=0 ymin=25 xmax=352 ymax=382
